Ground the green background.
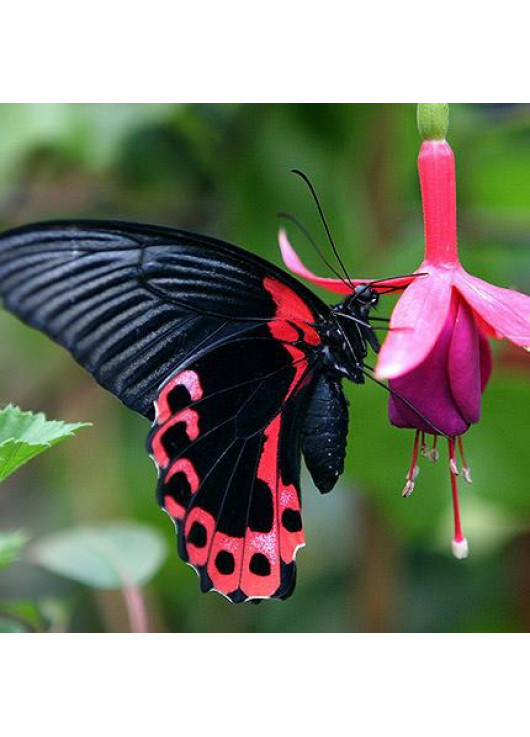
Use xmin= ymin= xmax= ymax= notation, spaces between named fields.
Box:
xmin=0 ymin=103 xmax=528 ymax=632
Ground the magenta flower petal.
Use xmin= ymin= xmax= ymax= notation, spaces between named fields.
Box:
xmin=376 ymin=265 xmax=453 ymax=380
xmin=447 ymin=298 xmax=482 ymax=424
xmin=454 ymin=268 xmax=530 ymax=349
xmin=389 ymin=303 xmax=470 ymax=437
xmin=479 ymin=333 xmax=493 ymax=391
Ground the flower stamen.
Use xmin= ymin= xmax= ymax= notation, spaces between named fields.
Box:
xmin=457 ymin=436 xmax=473 ymax=484
xmin=428 ymin=435 xmax=440 ymax=463
xmin=402 ymin=430 xmax=421 ymax=498
xmin=448 ymin=439 xmax=469 ymax=560
xmin=420 ymin=431 xmax=429 ymax=458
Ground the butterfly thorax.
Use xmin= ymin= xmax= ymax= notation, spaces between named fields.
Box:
xmin=319 ymin=287 xmax=380 ymax=384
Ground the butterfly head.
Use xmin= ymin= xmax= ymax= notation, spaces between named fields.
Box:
xmin=321 ymin=288 xmax=381 ymax=384
xmin=348 ymin=284 xmax=379 ymax=312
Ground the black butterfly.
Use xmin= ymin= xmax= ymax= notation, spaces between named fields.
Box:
xmin=0 ymin=218 xmax=402 ymax=602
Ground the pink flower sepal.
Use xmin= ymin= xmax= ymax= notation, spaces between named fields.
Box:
xmin=278 ymin=228 xmax=416 ymax=294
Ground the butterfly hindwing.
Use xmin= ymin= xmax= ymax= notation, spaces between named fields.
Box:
xmin=148 ymin=321 xmax=318 ymax=601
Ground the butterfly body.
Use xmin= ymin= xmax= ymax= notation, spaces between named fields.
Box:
xmin=0 ymin=220 xmax=381 ymax=602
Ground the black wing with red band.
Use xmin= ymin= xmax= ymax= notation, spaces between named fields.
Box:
xmin=0 ymin=221 xmax=328 ymax=601
xmin=149 ymin=316 xmax=318 ymax=601
xmin=0 ymin=221 xmax=326 ymax=417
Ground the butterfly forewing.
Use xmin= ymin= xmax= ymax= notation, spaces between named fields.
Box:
xmin=0 ymin=221 xmax=326 ymax=418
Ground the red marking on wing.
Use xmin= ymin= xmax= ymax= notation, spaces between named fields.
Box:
xmin=172 ymin=409 xmax=200 ymax=440
xmin=163 ymin=459 xmax=200 ymax=521
xmin=279 ymin=484 xmax=304 ymax=564
xmin=283 ymin=344 xmax=311 ymax=400
xmin=263 ymin=277 xmax=320 ymax=346
xmin=242 ymin=417 xmax=281 ymax=597
xmin=165 ymin=496 xmax=186 ymax=520
xmin=185 ymin=508 xmax=216 ymax=568
xmin=239 ymin=414 xmax=306 ymax=599
xmin=151 ymin=430 xmax=169 ymax=469
xmin=151 ymin=409 xmax=200 ymax=467
xmin=207 ymin=532 xmax=244 ymax=594
xmin=167 ymin=458 xmax=200 ymax=493
xmin=157 ymin=370 xmax=203 ymax=424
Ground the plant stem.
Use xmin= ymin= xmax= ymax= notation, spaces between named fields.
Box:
xmin=123 ymin=584 xmax=149 ymax=633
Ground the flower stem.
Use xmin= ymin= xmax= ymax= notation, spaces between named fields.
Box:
xmin=123 ymin=584 xmax=149 ymax=633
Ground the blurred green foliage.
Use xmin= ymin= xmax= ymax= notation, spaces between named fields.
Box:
xmin=32 ymin=523 xmax=167 ymax=590
xmin=0 ymin=530 xmax=27 ymax=570
xmin=0 ymin=103 xmax=528 ymax=632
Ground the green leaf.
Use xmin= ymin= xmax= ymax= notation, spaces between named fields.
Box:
xmin=0 ymin=530 xmax=28 ymax=570
xmin=31 ymin=522 xmax=167 ymax=590
xmin=0 ymin=405 xmax=90 ymax=482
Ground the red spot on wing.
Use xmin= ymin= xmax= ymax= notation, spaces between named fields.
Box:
xmin=279 ymin=484 xmax=304 ymax=564
xmin=207 ymin=532 xmax=244 ymax=594
xmin=263 ymin=277 xmax=320 ymax=346
xmin=151 ymin=409 xmax=200 ymax=467
xmin=151 ymin=429 xmax=170 ymax=469
xmin=172 ymin=409 xmax=200 ymax=440
xmin=185 ymin=508 xmax=216 ymax=568
xmin=163 ymin=459 xmax=200 ymax=521
xmin=157 ymin=370 xmax=203 ymax=424
xmin=167 ymin=458 xmax=200 ymax=493
xmin=165 ymin=496 xmax=186 ymax=520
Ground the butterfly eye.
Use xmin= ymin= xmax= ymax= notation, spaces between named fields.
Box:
xmin=352 ymin=285 xmax=378 ymax=307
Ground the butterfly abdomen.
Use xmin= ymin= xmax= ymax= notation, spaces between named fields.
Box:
xmin=302 ymin=373 xmax=349 ymax=495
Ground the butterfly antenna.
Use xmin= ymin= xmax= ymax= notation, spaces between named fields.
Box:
xmin=291 ymin=169 xmax=354 ymax=288
xmin=277 ymin=211 xmax=351 ymax=287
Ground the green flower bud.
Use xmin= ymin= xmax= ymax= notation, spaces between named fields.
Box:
xmin=417 ymin=104 xmax=450 ymax=141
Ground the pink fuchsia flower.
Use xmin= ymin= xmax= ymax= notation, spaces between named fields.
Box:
xmin=374 ymin=108 xmax=530 ymax=558
xmin=278 ymin=104 xmax=530 ymax=560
